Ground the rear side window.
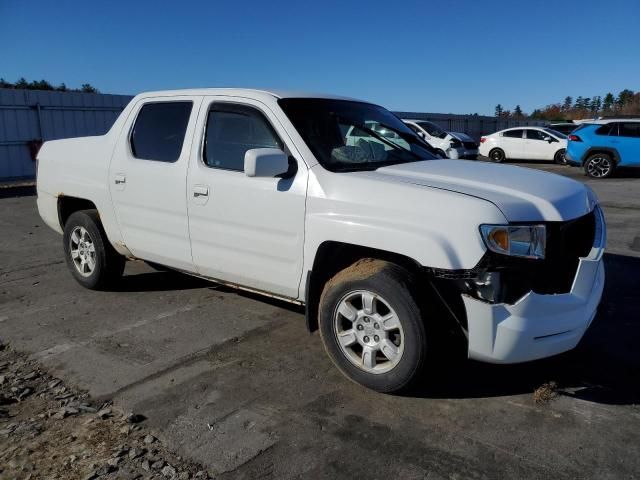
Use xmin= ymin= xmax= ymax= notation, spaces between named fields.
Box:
xmin=619 ymin=123 xmax=640 ymax=138
xmin=595 ymin=123 xmax=619 ymax=136
xmin=204 ymin=104 xmax=283 ymax=171
xmin=502 ymin=129 xmax=523 ymax=138
xmin=131 ymin=102 xmax=193 ymax=162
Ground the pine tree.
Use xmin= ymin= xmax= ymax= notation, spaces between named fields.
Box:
xmin=494 ymin=104 xmax=503 ymax=117
xmin=603 ymin=93 xmax=615 ymax=112
xmin=562 ymin=96 xmax=573 ymax=111
xmin=514 ymin=105 xmax=523 ymax=118
xmin=591 ymin=96 xmax=601 ymax=114
xmin=617 ymin=89 xmax=634 ymax=108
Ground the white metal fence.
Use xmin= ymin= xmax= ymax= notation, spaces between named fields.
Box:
xmin=0 ymin=88 xmax=132 ymax=181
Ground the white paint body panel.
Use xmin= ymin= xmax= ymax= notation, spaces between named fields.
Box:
xmin=35 ymin=88 xmax=605 ymax=366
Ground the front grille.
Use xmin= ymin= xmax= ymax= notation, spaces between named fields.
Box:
xmin=463 ymin=141 xmax=477 ymax=150
xmin=537 ymin=211 xmax=596 ymax=293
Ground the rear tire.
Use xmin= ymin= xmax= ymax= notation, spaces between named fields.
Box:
xmin=584 ymin=153 xmax=614 ymax=178
xmin=554 ymin=148 xmax=567 ymax=165
xmin=489 ymin=148 xmax=505 ymax=163
xmin=318 ymin=259 xmax=427 ymax=393
xmin=63 ymin=210 xmax=125 ymax=290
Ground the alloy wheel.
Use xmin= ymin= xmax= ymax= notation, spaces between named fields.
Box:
xmin=586 ymin=156 xmax=611 ymax=178
xmin=333 ymin=290 xmax=404 ymax=374
xmin=69 ymin=226 xmax=96 ymax=277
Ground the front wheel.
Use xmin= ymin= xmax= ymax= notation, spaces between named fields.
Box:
xmin=584 ymin=153 xmax=614 ymax=178
xmin=318 ymin=259 xmax=426 ymax=393
xmin=63 ymin=210 xmax=126 ymax=290
xmin=554 ymin=148 xmax=567 ymax=165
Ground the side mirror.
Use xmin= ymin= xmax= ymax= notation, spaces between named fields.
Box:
xmin=544 ymin=136 xmax=555 ymax=143
xmin=244 ymin=148 xmax=289 ymax=177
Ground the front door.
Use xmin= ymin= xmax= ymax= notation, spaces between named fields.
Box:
xmin=186 ymin=97 xmax=307 ymax=299
xmin=524 ymin=129 xmax=557 ymax=160
xmin=109 ymin=96 xmax=201 ymax=271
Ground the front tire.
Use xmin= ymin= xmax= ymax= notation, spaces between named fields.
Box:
xmin=489 ymin=148 xmax=505 ymax=163
xmin=554 ymin=148 xmax=567 ymax=165
xmin=584 ymin=153 xmax=614 ymax=178
xmin=63 ymin=210 xmax=125 ymax=290
xmin=318 ymin=259 xmax=426 ymax=393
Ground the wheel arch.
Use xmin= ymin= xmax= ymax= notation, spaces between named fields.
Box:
xmin=304 ymin=241 xmax=425 ymax=333
xmin=57 ymin=195 xmax=98 ymax=229
xmin=581 ymin=147 xmax=621 ymax=166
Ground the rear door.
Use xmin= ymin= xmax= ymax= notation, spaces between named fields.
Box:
xmin=186 ymin=97 xmax=307 ymax=298
xmin=617 ymin=122 xmax=640 ymax=166
xmin=499 ymin=129 xmax=524 ymax=159
xmin=109 ymin=96 xmax=201 ymax=271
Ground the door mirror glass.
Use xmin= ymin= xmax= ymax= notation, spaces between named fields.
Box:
xmin=244 ymin=148 xmax=289 ymax=177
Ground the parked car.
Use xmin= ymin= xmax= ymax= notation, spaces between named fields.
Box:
xmin=36 ymin=89 xmax=605 ymax=392
xmin=403 ymin=119 xmax=478 ymax=159
xmin=550 ymin=122 xmax=577 ymax=135
xmin=479 ymin=127 xmax=568 ymax=164
xmin=566 ymin=119 xmax=640 ymax=178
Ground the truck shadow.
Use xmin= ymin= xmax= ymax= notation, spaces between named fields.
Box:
xmin=409 ymin=253 xmax=640 ymax=405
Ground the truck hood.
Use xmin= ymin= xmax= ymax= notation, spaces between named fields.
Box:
xmin=371 ymin=160 xmax=598 ymax=222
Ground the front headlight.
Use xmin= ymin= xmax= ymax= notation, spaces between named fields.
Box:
xmin=480 ymin=224 xmax=546 ymax=259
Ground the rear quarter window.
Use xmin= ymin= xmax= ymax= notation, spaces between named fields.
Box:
xmin=130 ymin=102 xmax=193 ymax=162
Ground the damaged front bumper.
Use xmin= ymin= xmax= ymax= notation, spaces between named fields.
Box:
xmin=461 ymin=207 xmax=606 ymax=363
xmin=464 ymin=249 xmax=604 ymax=363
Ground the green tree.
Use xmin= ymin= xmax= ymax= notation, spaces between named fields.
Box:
xmin=0 ymin=78 xmax=13 ymax=88
xmin=591 ymin=96 xmax=601 ymax=114
xmin=562 ymin=96 xmax=573 ymax=111
xmin=494 ymin=104 xmax=503 ymax=117
xmin=513 ymin=105 xmax=524 ymax=118
xmin=617 ymin=89 xmax=634 ymax=108
xmin=81 ymin=84 xmax=98 ymax=93
xmin=603 ymin=93 xmax=615 ymax=112
xmin=56 ymin=83 xmax=67 ymax=92
xmin=15 ymin=77 xmax=29 ymax=89
xmin=574 ymin=96 xmax=585 ymax=110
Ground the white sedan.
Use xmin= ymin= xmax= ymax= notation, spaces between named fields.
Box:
xmin=479 ymin=127 xmax=568 ymax=164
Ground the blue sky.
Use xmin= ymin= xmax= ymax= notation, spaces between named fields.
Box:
xmin=1 ymin=0 xmax=639 ymax=115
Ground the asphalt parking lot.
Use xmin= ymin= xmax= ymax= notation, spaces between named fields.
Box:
xmin=1 ymin=161 xmax=640 ymax=479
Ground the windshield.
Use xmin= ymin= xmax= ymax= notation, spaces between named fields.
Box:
xmin=543 ymin=127 xmax=567 ymax=139
xmin=279 ymin=98 xmax=438 ymax=172
xmin=416 ymin=121 xmax=447 ymax=138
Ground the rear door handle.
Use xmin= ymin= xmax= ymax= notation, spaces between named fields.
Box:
xmin=113 ymin=174 xmax=126 ymax=190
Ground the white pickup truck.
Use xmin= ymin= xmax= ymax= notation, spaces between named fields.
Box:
xmin=36 ymin=89 xmax=606 ymax=392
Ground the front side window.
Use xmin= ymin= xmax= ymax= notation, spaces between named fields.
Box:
xmin=131 ymin=102 xmax=193 ymax=162
xmin=503 ymin=129 xmax=523 ymax=138
xmin=526 ymin=129 xmax=547 ymax=141
xmin=619 ymin=122 xmax=640 ymax=138
xmin=278 ymin=98 xmax=437 ymax=172
xmin=203 ymin=104 xmax=283 ymax=171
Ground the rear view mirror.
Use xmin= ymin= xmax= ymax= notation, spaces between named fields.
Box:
xmin=244 ymin=148 xmax=289 ymax=177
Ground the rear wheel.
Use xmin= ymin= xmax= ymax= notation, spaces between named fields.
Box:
xmin=554 ymin=148 xmax=567 ymax=165
xmin=318 ymin=259 xmax=427 ymax=393
xmin=63 ymin=210 xmax=125 ymax=289
xmin=489 ymin=148 xmax=505 ymax=163
xmin=584 ymin=153 xmax=614 ymax=178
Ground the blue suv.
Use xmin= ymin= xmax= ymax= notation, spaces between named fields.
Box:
xmin=566 ymin=120 xmax=640 ymax=178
